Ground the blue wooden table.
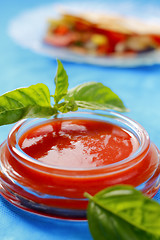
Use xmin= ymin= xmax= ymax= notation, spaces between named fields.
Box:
xmin=0 ymin=0 xmax=160 ymax=239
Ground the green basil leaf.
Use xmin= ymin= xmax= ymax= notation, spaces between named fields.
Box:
xmin=75 ymin=100 xmax=125 ymax=112
xmin=0 ymin=83 xmax=56 ymax=126
xmin=57 ymin=99 xmax=78 ymax=113
xmin=54 ymin=59 xmax=69 ymax=104
xmin=65 ymin=82 xmax=128 ymax=112
xmin=85 ymin=185 xmax=160 ymax=240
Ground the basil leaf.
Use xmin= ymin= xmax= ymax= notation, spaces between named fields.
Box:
xmin=85 ymin=185 xmax=160 ymax=240
xmin=57 ymin=99 xmax=78 ymax=113
xmin=0 ymin=83 xmax=56 ymax=126
xmin=65 ymin=82 xmax=128 ymax=112
xmin=75 ymin=100 xmax=125 ymax=112
xmin=54 ymin=59 xmax=69 ymax=104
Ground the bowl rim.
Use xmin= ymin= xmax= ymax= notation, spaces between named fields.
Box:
xmin=7 ymin=110 xmax=150 ymax=175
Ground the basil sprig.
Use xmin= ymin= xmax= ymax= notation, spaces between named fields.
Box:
xmin=0 ymin=59 xmax=127 ymax=126
xmin=85 ymin=185 xmax=160 ymax=240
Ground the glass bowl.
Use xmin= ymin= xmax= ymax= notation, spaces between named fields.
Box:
xmin=0 ymin=110 xmax=159 ymax=220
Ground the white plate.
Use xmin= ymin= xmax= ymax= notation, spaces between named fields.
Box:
xmin=8 ymin=0 xmax=160 ymax=67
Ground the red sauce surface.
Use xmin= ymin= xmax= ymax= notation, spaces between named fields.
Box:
xmin=19 ymin=119 xmax=139 ymax=168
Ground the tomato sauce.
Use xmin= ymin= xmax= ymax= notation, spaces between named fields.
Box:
xmin=0 ymin=116 xmax=159 ymax=219
xmin=19 ymin=119 xmax=139 ymax=168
